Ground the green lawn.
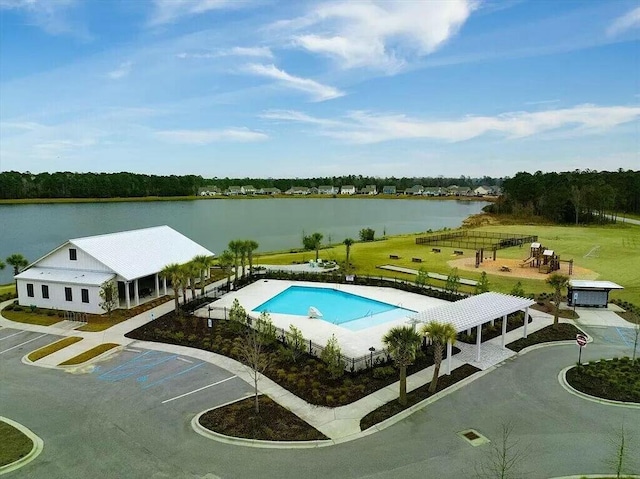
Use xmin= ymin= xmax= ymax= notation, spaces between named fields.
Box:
xmin=0 ymin=421 xmax=33 ymax=467
xmin=59 ymin=343 xmax=119 ymax=366
xmin=27 ymin=337 xmax=83 ymax=362
xmin=257 ymin=223 xmax=640 ymax=304
xmin=0 ymin=283 xmax=16 ymax=296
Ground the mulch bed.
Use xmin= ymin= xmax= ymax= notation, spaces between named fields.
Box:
xmin=530 ymin=300 xmax=579 ymax=319
xmin=359 ymin=364 xmax=481 ymax=431
xmin=199 ymin=396 xmax=328 ymax=441
xmin=457 ymin=313 xmax=533 ymax=344
xmin=565 ymin=358 xmax=640 ymax=403
xmin=507 ymin=323 xmax=582 ymax=352
xmin=126 ymin=312 xmax=459 ymax=407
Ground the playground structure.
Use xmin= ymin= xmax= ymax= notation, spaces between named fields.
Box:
xmin=519 ymin=242 xmax=573 ymax=275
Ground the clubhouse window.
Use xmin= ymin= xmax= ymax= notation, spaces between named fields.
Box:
xmin=69 ymin=248 xmax=77 ymax=261
xmin=81 ymin=288 xmax=89 ymax=304
xmin=27 ymin=283 xmax=34 ymax=297
xmin=65 ymin=287 xmax=73 ymax=302
xmin=42 ymin=285 xmax=49 ymax=299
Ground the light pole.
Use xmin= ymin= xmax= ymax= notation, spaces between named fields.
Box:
xmin=369 ymin=346 xmax=376 ymax=368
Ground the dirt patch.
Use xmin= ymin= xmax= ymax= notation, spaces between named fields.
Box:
xmin=448 ymin=256 xmax=598 ymax=281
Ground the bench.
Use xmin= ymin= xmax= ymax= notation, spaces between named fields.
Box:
xmin=499 ymin=265 xmax=511 ymax=272
xmin=412 ymin=257 xmax=422 ymax=263
xmin=389 ymin=254 xmax=400 ymax=259
xmin=454 ymin=250 xmax=464 ymax=255
xmin=432 ymin=248 xmax=441 ymax=253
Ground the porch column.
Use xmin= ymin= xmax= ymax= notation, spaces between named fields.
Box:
xmin=475 ymin=324 xmax=482 ymax=362
xmin=155 ymin=274 xmax=160 ymax=298
xmin=446 ymin=340 xmax=452 ymax=375
xmin=523 ymin=307 xmax=529 ymax=338
xmin=163 ymin=277 xmax=167 ymax=296
xmin=501 ymin=314 xmax=508 ymax=349
xmin=491 ymin=319 xmax=495 ymax=327
xmin=134 ymin=279 xmax=140 ymax=306
xmin=125 ymin=281 xmax=131 ymax=309
xmin=466 ymin=328 xmax=471 ymax=336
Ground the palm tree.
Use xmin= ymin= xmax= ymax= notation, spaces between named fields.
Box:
xmin=192 ymin=254 xmax=215 ymax=296
xmin=160 ymin=263 xmax=184 ymax=313
xmin=310 ymin=232 xmax=323 ymax=262
xmin=245 ymin=240 xmax=259 ymax=276
xmin=382 ymin=325 xmax=422 ymax=406
xmin=183 ymin=261 xmax=201 ymax=300
xmin=217 ymin=250 xmax=234 ymax=290
xmin=421 ymin=321 xmax=458 ymax=393
xmin=239 ymin=241 xmax=248 ymax=280
xmin=546 ymin=273 xmax=570 ymax=329
xmin=6 ymin=253 xmax=28 ymax=276
xmin=228 ymin=240 xmax=242 ymax=283
xmin=343 ymin=238 xmax=354 ymax=271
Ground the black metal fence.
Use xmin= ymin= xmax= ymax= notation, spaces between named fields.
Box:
xmin=416 ymin=231 xmax=538 ymax=250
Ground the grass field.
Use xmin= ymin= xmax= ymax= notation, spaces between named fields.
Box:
xmin=0 ymin=283 xmax=16 ymax=296
xmin=257 ymin=222 xmax=640 ymax=304
xmin=0 ymin=421 xmax=33 ymax=467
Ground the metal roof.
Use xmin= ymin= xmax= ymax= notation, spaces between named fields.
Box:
xmin=569 ymin=280 xmax=624 ymax=290
xmin=15 ymin=267 xmax=115 ymax=286
xmin=69 ymin=225 xmax=214 ymax=281
xmin=411 ymin=292 xmax=535 ymax=333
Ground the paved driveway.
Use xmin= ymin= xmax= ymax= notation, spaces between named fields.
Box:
xmin=2 ymin=328 xmax=639 ymax=479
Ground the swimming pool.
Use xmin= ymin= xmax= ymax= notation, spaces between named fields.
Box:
xmin=252 ymin=285 xmax=416 ymax=330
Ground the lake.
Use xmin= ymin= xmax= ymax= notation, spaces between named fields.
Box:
xmin=0 ymin=198 xmax=488 ymax=284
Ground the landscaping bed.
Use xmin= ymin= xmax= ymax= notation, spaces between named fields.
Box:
xmin=0 ymin=421 xmax=33 ymax=467
xmin=565 ymin=357 xmax=640 ymax=403
xmin=59 ymin=343 xmax=119 ymax=366
xmin=360 ymin=364 xmax=481 ymax=431
xmin=457 ymin=312 xmax=532 ymax=344
xmin=126 ymin=312 xmax=459 ymax=407
xmin=530 ymin=299 xmax=579 ymax=319
xmin=507 ymin=323 xmax=582 ymax=352
xmin=1 ymin=306 xmax=62 ymax=326
xmin=199 ymin=396 xmax=328 ymax=441
xmin=27 ymin=336 xmax=82 ymax=362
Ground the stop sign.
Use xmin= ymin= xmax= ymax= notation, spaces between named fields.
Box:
xmin=576 ymin=334 xmax=588 ymax=347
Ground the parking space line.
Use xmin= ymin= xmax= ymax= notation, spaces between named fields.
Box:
xmin=141 ymin=362 xmax=205 ymax=390
xmin=616 ymin=327 xmax=632 ymax=347
xmin=161 ymin=376 xmax=237 ymax=404
xmin=0 ymin=330 xmax=27 ymax=342
xmin=98 ymin=353 xmax=178 ymax=382
xmin=176 ymin=357 xmax=192 ymax=363
xmin=0 ymin=334 xmax=48 ymax=355
xmin=124 ymin=348 xmax=142 ymax=353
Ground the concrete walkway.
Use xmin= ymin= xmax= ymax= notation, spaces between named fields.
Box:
xmin=1 ymin=289 xmax=633 ymax=442
xmin=377 ymin=264 xmax=478 ymax=286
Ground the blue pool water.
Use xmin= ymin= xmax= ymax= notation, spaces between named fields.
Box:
xmin=253 ymin=285 xmax=415 ymax=329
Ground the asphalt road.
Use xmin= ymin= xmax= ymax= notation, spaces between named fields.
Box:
xmin=1 ymin=324 xmax=639 ymax=479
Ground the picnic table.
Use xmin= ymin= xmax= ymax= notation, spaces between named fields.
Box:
xmin=412 ymin=257 xmax=422 ymax=263
xmin=499 ymin=265 xmax=511 ymax=272
xmin=389 ymin=254 xmax=400 ymax=259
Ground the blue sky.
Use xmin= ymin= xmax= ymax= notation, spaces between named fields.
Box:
xmin=0 ymin=0 xmax=638 ymax=178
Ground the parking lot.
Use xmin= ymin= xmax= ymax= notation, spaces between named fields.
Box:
xmin=0 ymin=327 xmax=61 ymax=359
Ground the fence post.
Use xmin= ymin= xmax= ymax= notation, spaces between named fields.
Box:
xmin=309 ymin=339 xmax=312 ymax=354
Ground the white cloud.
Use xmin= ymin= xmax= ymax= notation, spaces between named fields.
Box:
xmin=177 ymin=46 xmax=273 ymax=60
xmin=279 ymin=0 xmax=476 ymax=71
xmin=0 ymin=0 xmax=86 ymax=37
xmin=245 ymin=64 xmax=344 ymax=101
xmin=108 ymin=61 xmax=133 ymax=80
xmin=263 ymin=104 xmax=640 ymax=144
xmin=156 ymin=128 xmax=268 ymax=144
xmin=149 ymin=0 xmax=242 ymax=26
xmin=607 ymin=6 xmax=640 ymax=37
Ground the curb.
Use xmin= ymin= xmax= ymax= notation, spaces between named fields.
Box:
xmin=0 ymin=417 xmax=43 ymax=476
xmin=558 ymin=365 xmax=640 ymax=409
xmin=550 ymin=475 xmax=640 ymax=479
xmin=191 ymin=395 xmax=335 ymax=449
xmin=58 ymin=345 xmax=124 ymax=372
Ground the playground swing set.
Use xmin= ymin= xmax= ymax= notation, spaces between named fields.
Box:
xmin=519 ymin=242 xmax=573 ymax=275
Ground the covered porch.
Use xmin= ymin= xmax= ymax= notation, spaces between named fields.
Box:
xmin=412 ymin=292 xmax=536 ymax=373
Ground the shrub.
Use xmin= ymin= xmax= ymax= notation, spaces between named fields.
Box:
xmin=3 ymin=304 xmax=14 ymax=311
xmin=325 ymin=394 xmax=334 ymax=406
xmin=47 ymin=311 xmax=55 ymax=316
xmin=321 ymin=334 xmax=345 ymax=379
xmin=372 ymin=366 xmax=395 ymax=380
xmin=359 ymin=228 xmax=375 ymax=242
xmin=13 ymin=305 xmax=23 ymax=312
xmin=312 ymin=389 xmax=320 ymax=400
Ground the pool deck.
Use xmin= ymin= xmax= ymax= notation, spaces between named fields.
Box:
xmin=196 ymin=280 xmax=447 ymax=357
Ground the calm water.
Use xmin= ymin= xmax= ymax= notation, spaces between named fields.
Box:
xmin=0 ymin=198 xmax=487 ymax=284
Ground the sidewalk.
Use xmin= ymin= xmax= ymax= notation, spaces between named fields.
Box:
xmin=0 ymin=293 xmax=624 ymax=441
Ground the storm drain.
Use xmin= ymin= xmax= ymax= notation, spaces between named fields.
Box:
xmin=457 ymin=429 xmax=490 ymax=447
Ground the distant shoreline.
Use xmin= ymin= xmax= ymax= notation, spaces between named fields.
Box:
xmin=0 ymin=195 xmax=496 ymax=205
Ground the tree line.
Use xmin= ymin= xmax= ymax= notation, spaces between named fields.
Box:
xmin=487 ymin=169 xmax=640 ymax=223
xmin=0 ymin=170 xmax=499 ymax=200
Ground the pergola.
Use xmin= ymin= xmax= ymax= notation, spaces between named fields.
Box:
xmin=411 ymin=292 xmax=535 ymax=374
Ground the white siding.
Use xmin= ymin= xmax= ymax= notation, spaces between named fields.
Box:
xmin=38 ymin=244 xmax=111 ymax=273
xmin=17 ymin=279 xmax=104 ymax=315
